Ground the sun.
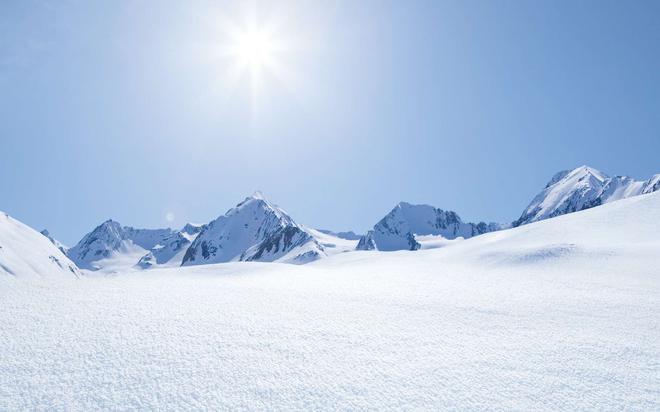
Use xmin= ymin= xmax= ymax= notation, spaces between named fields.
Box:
xmin=208 ymin=9 xmax=303 ymax=125
xmin=234 ymin=30 xmax=275 ymax=69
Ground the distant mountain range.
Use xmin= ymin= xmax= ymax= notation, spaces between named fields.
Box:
xmin=67 ymin=221 xmax=187 ymax=271
xmin=2 ymin=165 xmax=657 ymax=276
xmin=63 ymin=192 xmax=357 ymax=271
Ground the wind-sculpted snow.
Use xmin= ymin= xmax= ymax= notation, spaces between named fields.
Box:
xmin=514 ymin=165 xmax=660 ymax=226
xmin=1 ymin=192 xmax=659 ymax=410
xmin=0 ymin=212 xmax=79 ymax=279
xmin=356 ymin=202 xmax=502 ymax=251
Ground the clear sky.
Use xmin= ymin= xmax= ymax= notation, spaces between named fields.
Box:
xmin=1 ymin=0 xmax=659 ymax=245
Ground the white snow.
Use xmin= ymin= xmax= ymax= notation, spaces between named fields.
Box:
xmin=68 ymin=220 xmax=203 ymax=272
xmin=67 ymin=220 xmax=176 ymax=271
xmin=414 ymin=234 xmax=464 ymax=249
xmin=305 ymin=226 xmax=358 ymax=254
xmin=515 ymin=165 xmax=660 ymax=225
xmin=0 ymin=212 xmax=79 ymax=279
xmin=40 ymin=229 xmax=68 ymax=255
xmin=357 ymin=202 xmax=501 ymax=251
xmin=1 ymin=193 xmax=660 ymax=410
xmin=182 ymin=194 xmax=325 ymax=265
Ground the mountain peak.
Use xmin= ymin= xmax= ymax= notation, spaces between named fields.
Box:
xmin=514 ymin=165 xmax=657 ymax=226
xmin=182 ymin=194 xmax=323 ymax=265
xmin=236 ymin=192 xmax=272 ymax=210
xmin=181 ymin=223 xmax=203 ymax=235
xmin=98 ymin=219 xmax=122 ymax=230
xmin=357 ymin=202 xmax=500 ymax=251
xmin=250 ymin=190 xmax=266 ymax=200
xmin=68 ymin=220 xmax=176 ymax=270
xmin=569 ymin=165 xmax=608 ymax=181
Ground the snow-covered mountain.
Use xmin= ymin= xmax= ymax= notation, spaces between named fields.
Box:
xmin=513 ymin=165 xmax=660 ymax=226
xmin=305 ymin=227 xmax=359 ymax=255
xmin=356 ymin=202 xmax=502 ymax=251
xmin=182 ymin=192 xmax=326 ymax=265
xmin=0 ymin=212 xmax=80 ymax=279
xmin=67 ymin=220 xmax=199 ymax=271
xmin=40 ymin=229 xmax=68 ymax=255
xmin=5 ymin=192 xmax=659 ymax=410
xmin=136 ymin=223 xmax=204 ymax=269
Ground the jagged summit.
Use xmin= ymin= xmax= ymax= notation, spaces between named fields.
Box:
xmin=67 ymin=220 xmax=176 ymax=270
xmin=249 ymin=190 xmax=266 ymax=200
xmin=181 ymin=223 xmax=204 ymax=235
xmin=231 ymin=192 xmax=292 ymax=222
xmin=356 ymin=202 xmax=502 ymax=251
xmin=182 ymin=192 xmax=324 ymax=265
xmin=513 ymin=165 xmax=659 ymax=226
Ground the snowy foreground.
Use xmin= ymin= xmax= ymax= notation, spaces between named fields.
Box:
xmin=2 ymin=193 xmax=660 ymax=410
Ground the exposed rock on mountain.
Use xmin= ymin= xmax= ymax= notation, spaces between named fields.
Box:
xmin=357 ymin=202 xmax=502 ymax=251
xmin=513 ymin=166 xmax=660 ymax=226
xmin=182 ymin=192 xmax=325 ymax=265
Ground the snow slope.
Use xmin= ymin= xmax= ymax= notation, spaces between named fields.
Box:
xmin=305 ymin=227 xmax=358 ymax=255
xmin=1 ymin=192 xmax=659 ymax=410
xmin=514 ymin=165 xmax=660 ymax=226
xmin=0 ymin=212 xmax=79 ymax=279
xmin=40 ymin=229 xmax=68 ymax=255
xmin=357 ymin=202 xmax=502 ymax=251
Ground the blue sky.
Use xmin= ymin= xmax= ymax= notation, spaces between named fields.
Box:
xmin=1 ymin=0 xmax=659 ymax=245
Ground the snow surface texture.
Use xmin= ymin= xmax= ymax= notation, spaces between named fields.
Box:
xmin=514 ymin=165 xmax=660 ymax=226
xmin=0 ymin=212 xmax=79 ymax=279
xmin=182 ymin=192 xmax=327 ymax=265
xmin=357 ymin=202 xmax=502 ymax=251
xmin=2 ymin=192 xmax=659 ymax=410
